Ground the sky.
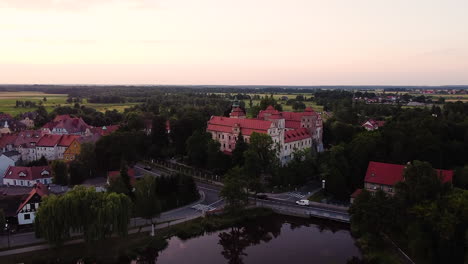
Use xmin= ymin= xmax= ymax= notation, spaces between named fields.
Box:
xmin=0 ymin=0 xmax=467 ymax=85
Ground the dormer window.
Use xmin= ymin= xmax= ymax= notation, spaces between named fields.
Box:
xmin=371 ymin=173 xmax=375 ymax=177
xmin=19 ymin=172 xmax=26 ymax=177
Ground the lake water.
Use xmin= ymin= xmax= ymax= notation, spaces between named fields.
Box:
xmin=154 ymin=216 xmax=361 ymax=264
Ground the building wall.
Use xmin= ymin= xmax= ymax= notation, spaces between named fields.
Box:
xmin=18 ymin=201 xmax=40 ymax=225
xmin=3 ymin=177 xmax=52 ymax=187
xmin=18 ymin=211 xmax=35 ymax=225
xmin=364 ymin=182 xmax=395 ymax=195
xmin=36 ymin=146 xmax=57 ymax=160
xmin=63 ymin=141 xmax=80 ymax=161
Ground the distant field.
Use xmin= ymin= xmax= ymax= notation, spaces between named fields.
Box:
xmin=0 ymin=92 xmax=137 ymax=116
xmin=213 ymin=92 xmax=325 ymax=118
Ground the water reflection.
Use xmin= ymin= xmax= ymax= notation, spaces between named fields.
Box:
xmin=155 ymin=215 xmax=360 ymax=264
xmin=218 ymin=218 xmax=283 ymax=264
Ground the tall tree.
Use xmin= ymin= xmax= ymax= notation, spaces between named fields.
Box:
xmin=51 ymin=160 xmax=68 ymax=186
xmin=220 ymin=167 xmax=249 ymax=214
xmin=150 ymin=116 xmax=169 ymax=158
xmin=135 ymin=175 xmax=161 ymax=236
xmin=232 ymin=132 xmax=248 ymax=167
xmin=36 ymin=186 xmax=132 ymax=246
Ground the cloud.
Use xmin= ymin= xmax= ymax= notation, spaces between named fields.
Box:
xmin=0 ymin=0 xmax=158 ymax=11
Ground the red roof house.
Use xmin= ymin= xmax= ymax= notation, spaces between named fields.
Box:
xmin=42 ymin=115 xmax=90 ymax=135
xmin=207 ymin=116 xmax=273 ymax=136
xmin=16 ymin=182 xmax=49 ymax=225
xmin=364 ymin=161 xmax=453 ymax=195
xmin=36 ymin=134 xmax=62 ymax=147
xmin=3 ymin=166 xmax=53 ymax=186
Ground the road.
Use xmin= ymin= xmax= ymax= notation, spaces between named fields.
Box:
xmin=0 ymin=181 xmax=224 ymax=252
xmin=0 ymin=179 xmax=349 ymax=255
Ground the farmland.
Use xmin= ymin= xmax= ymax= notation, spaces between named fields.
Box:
xmin=0 ymin=92 xmax=137 ymax=116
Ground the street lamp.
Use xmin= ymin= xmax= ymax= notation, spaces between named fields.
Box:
xmin=4 ymin=223 xmax=10 ymax=248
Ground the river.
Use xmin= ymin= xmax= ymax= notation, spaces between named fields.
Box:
xmin=151 ymin=215 xmax=361 ymax=264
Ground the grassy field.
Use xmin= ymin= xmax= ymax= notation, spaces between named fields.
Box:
xmin=0 ymin=92 xmax=137 ymax=116
xmin=215 ymin=92 xmax=324 ymax=117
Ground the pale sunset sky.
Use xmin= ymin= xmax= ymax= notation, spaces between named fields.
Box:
xmin=0 ymin=0 xmax=467 ymax=85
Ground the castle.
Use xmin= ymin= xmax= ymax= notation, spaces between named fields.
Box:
xmin=207 ymin=106 xmax=323 ymax=164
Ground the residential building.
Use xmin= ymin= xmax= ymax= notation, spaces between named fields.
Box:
xmin=90 ymin=125 xmax=119 ymax=136
xmin=16 ymin=183 xmax=49 ymax=225
xmin=0 ymin=134 xmax=18 ymax=153
xmin=15 ymin=130 xmax=42 ymax=162
xmin=361 ymin=119 xmax=385 ymax=131
xmin=56 ymin=135 xmax=80 ymax=159
xmin=207 ymin=106 xmax=323 ymax=164
xmin=41 ymin=114 xmax=91 ymax=135
xmin=36 ymin=134 xmax=62 ymax=160
xmin=63 ymin=138 xmax=81 ymax=161
xmin=19 ymin=112 xmax=38 ymax=129
xmin=3 ymin=166 xmax=53 ymax=187
xmin=362 ymin=161 xmax=453 ymax=196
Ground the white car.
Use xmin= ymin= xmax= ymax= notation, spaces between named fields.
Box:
xmin=296 ymin=199 xmax=310 ymax=206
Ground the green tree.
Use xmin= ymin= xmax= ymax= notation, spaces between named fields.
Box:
xmin=395 ymin=160 xmax=450 ymax=205
xmin=68 ymin=160 xmax=86 ymax=185
xmin=51 ymin=160 xmax=68 ymax=186
xmin=119 ymin=162 xmax=133 ymax=196
xmin=76 ymin=142 xmax=96 ymax=179
xmin=135 ymin=175 xmax=161 ymax=236
xmin=186 ymin=130 xmax=211 ymax=167
xmin=232 ymin=132 xmax=248 ymax=167
xmin=150 ymin=116 xmax=169 ymax=158
xmin=35 ymin=186 xmax=132 ymax=246
xmin=220 ymin=167 xmax=249 ymax=214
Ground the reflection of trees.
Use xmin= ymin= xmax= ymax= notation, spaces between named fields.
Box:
xmin=218 ymin=218 xmax=283 ymax=264
xmin=219 ymin=227 xmax=250 ymax=264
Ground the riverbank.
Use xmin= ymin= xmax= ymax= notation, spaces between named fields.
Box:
xmin=1 ymin=208 xmax=274 ymax=264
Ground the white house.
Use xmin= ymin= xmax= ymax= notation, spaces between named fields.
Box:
xmin=3 ymin=166 xmax=53 ymax=187
xmin=16 ymin=183 xmax=49 ymax=225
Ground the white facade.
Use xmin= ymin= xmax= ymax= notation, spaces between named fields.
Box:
xmin=36 ymin=145 xmax=58 ymax=160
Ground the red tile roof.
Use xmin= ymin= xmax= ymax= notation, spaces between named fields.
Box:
xmin=229 ymin=107 xmax=246 ymax=117
xmin=258 ymin=105 xmax=318 ymax=130
xmin=365 ymin=161 xmax=453 ymax=186
xmin=207 ymin=116 xmax=272 ymax=136
xmin=0 ymin=134 xmax=18 ymax=148
xmin=58 ymin=135 xmax=80 ymax=147
xmin=14 ymin=130 xmax=41 ymax=147
xmin=284 ymin=128 xmax=311 ymax=143
xmin=36 ymin=134 xmax=62 ymax=147
xmin=16 ymin=182 xmax=49 ymax=214
xmin=91 ymin=125 xmax=120 ymax=136
xmin=4 ymin=166 xmax=52 ymax=181
xmin=43 ymin=115 xmax=90 ymax=134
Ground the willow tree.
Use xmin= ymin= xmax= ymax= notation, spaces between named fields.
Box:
xmin=35 ymin=186 xmax=132 ymax=246
xmin=135 ymin=175 xmax=161 ymax=236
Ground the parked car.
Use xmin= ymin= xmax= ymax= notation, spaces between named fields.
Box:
xmin=143 ymin=166 xmax=152 ymax=171
xmin=296 ymin=199 xmax=310 ymax=206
